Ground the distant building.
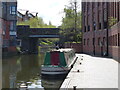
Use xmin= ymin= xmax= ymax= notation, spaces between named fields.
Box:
xmin=82 ymin=1 xmax=120 ymax=60
xmin=0 ymin=0 xmax=17 ymax=55
xmin=17 ymin=10 xmax=38 ymax=22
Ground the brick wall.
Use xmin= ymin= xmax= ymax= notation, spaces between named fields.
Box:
xmin=64 ymin=43 xmax=83 ymax=53
xmin=108 ymin=21 xmax=120 ymax=61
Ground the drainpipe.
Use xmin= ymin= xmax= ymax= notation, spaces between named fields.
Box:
xmin=106 ymin=3 xmax=109 ymax=56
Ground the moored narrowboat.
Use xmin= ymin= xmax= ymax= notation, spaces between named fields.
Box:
xmin=41 ymin=48 xmax=77 ymax=75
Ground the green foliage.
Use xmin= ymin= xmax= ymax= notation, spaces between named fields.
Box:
xmin=17 ymin=17 xmax=56 ymax=28
xmin=39 ymin=38 xmax=59 ymax=46
xmin=108 ymin=17 xmax=117 ymax=27
xmin=60 ymin=1 xmax=82 ymax=43
xmin=61 ymin=9 xmax=82 ymax=30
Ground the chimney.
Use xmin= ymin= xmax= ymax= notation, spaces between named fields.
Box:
xmin=25 ymin=10 xmax=29 ymax=15
xmin=36 ymin=12 xmax=38 ymax=17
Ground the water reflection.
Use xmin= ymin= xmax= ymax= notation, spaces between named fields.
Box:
xmin=41 ymin=76 xmax=65 ymax=90
xmin=2 ymin=53 xmax=44 ymax=88
xmin=2 ymin=56 xmax=21 ymax=88
xmin=2 ymin=53 xmax=65 ymax=89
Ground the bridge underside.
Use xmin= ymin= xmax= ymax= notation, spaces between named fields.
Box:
xmin=17 ymin=26 xmax=60 ymax=53
xmin=29 ymin=35 xmax=60 ymax=38
xmin=20 ymin=36 xmax=60 ymax=54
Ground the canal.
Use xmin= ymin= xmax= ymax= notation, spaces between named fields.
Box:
xmin=2 ymin=52 xmax=65 ymax=89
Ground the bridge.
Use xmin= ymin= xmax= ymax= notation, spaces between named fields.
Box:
xmin=17 ymin=25 xmax=60 ymax=53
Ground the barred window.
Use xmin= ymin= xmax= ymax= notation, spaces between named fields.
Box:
xmin=10 ymin=6 xmax=16 ymax=15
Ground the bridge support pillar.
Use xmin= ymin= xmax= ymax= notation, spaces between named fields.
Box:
xmin=29 ymin=38 xmax=38 ymax=54
xmin=20 ymin=38 xmax=38 ymax=54
xmin=21 ymin=38 xmax=30 ymax=52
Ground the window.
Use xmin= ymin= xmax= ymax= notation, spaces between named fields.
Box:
xmin=84 ymin=26 xmax=86 ymax=32
xmin=103 ymin=21 xmax=107 ymax=29
xmin=93 ymin=38 xmax=95 ymax=45
xmin=87 ymin=2 xmax=90 ymax=12
xmin=87 ymin=38 xmax=89 ymax=46
xmin=88 ymin=25 xmax=90 ymax=31
xmin=92 ymin=2 xmax=95 ymax=8
xmin=84 ymin=39 xmax=86 ymax=45
xmin=109 ymin=36 xmax=111 ymax=46
xmin=103 ymin=37 xmax=106 ymax=46
xmin=17 ymin=39 xmax=21 ymax=46
xmin=99 ymin=23 xmax=101 ymax=30
xmin=98 ymin=2 xmax=100 ymax=7
xmin=83 ymin=2 xmax=86 ymax=12
xmin=93 ymin=22 xmax=96 ymax=30
xmin=98 ymin=10 xmax=101 ymax=22
xmin=115 ymin=34 xmax=117 ymax=46
xmin=98 ymin=37 xmax=100 ymax=46
xmin=103 ymin=8 xmax=107 ymax=21
xmin=10 ymin=21 xmax=16 ymax=31
xmin=118 ymin=33 xmax=120 ymax=46
xmin=10 ymin=6 xmax=16 ymax=15
xmin=113 ymin=35 xmax=115 ymax=46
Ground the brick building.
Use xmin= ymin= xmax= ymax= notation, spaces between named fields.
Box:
xmin=82 ymin=1 xmax=120 ymax=61
xmin=0 ymin=0 xmax=17 ymax=55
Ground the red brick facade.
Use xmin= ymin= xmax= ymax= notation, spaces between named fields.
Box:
xmin=64 ymin=43 xmax=83 ymax=53
xmin=0 ymin=1 xmax=17 ymax=55
xmin=108 ymin=22 xmax=120 ymax=61
xmin=82 ymin=2 xmax=120 ymax=60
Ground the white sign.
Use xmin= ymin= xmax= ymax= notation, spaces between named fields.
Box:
xmin=10 ymin=31 xmax=16 ymax=35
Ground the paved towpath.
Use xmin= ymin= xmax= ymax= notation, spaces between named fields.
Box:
xmin=60 ymin=54 xmax=118 ymax=89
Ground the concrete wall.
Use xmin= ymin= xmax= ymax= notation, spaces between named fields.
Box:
xmin=64 ymin=43 xmax=83 ymax=53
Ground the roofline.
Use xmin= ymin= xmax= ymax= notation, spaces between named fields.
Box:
xmin=0 ymin=0 xmax=17 ymax=2
xmin=17 ymin=11 xmax=24 ymax=16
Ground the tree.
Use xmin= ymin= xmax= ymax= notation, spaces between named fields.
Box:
xmin=17 ymin=17 xmax=56 ymax=28
xmin=60 ymin=0 xmax=82 ymax=42
xmin=108 ymin=17 xmax=117 ymax=27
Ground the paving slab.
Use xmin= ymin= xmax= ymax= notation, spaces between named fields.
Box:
xmin=60 ymin=54 xmax=118 ymax=89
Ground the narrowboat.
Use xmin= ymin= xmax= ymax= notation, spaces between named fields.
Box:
xmin=41 ymin=48 xmax=77 ymax=75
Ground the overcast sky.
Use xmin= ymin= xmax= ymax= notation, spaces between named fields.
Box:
xmin=17 ymin=0 xmax=81 ymax=26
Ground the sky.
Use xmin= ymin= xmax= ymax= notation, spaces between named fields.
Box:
xmin=17 ymin=0 xmax=81 ymax=27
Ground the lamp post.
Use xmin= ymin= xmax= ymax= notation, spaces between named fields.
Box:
xmin=106 ymin=3 xmax=109 ymax=56
xmin=74 ymin=0 xmax=77 ymax=32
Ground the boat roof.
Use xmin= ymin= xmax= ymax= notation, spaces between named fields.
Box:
xmin=48 ymin=48 xmax=74 ymax=53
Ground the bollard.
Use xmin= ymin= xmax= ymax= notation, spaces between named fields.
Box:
xmin=73 ymin=86 xmax=77 ymax=90
xmin=77 ymin=70 xmax=80 ymax=72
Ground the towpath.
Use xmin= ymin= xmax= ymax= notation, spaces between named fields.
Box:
xmin=60 ymin=54 xmax=118 ymax=89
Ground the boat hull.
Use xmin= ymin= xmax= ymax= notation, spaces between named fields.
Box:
xmin=41 ymin=48 xmax=77 ymax=76
xmin=41 ymin=66 xmax=70 ymax=75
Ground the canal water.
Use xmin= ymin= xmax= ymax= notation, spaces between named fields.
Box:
xmin=2 ymin=52 xmax=65 ymax=89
